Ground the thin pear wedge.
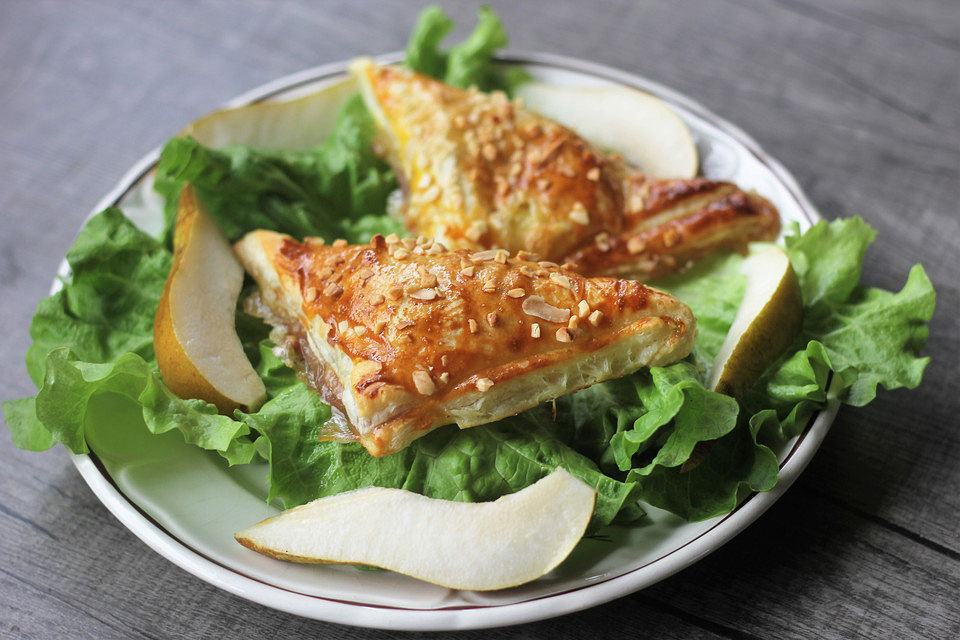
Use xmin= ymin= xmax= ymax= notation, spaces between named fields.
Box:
xmin=154 ymin=185 xmax=266 ymax=413
xmin=180 ymin=77 xmax=356 ymax=150
xmin=708 ymin=245 xmax=803 ymax=398
xmin=235 ymin=468 xmax=597 ymax=591
xmin=515 ymin=82 xmax=698 ymax=178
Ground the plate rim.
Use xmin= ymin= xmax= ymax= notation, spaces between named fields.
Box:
xmin=65 ymin=51 xmax=836 ymax=631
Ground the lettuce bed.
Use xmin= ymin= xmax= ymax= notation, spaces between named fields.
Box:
xmin=2 ymin=7 xmax=935 ymax=528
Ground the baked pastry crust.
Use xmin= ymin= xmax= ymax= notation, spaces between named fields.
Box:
xmin=235 ymin=231 xmax=696 ymax=456
xmin=352 ymin=59 xmax=780 ymax=279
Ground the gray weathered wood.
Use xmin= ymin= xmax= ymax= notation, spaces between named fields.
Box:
xmin=1 ymin=0 xmax=957 ymax=638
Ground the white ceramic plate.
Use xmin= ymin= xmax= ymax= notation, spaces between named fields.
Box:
xmin=66 ymin=53 xmax=836 ymax=631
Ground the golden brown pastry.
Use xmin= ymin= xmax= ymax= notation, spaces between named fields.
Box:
xmin=352 ymin=59 xmax=780 ymax=279
xmin=234 ymin=231 xmax=696 ymax=456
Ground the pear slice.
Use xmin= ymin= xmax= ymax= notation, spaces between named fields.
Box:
xmin=154 ymin=185 xmax=266 ymax=413
xmin=180 ymin=76 xmax=356 ymax=150
xmin=708 ymin=245 xmax=803 ymax=398
xmin=235 ymin=468 xmax=597 ymax=591
xmin=516 ymin=82 xmax=698 ymax=178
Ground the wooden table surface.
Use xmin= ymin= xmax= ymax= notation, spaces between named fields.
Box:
xmin=1 ymin=1 xmax=957 ymax=638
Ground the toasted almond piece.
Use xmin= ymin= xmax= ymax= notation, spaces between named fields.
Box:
xmin=412 ymin=370 xmax=436 ymax=396
xmin=522 ymin=296 xmax=571 ymax=323
xmin=476 ymin=378 xmax=495 ymax=392
xmin=409 ymin=288 xmax=438 ymax=301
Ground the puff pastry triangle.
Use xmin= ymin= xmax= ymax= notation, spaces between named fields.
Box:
xmin=352 ymin=59 xmax=780 ymax=279
xmin=235 ymin=231 xmax=696 ymax=456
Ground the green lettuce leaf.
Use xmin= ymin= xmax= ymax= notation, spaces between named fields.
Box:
xmin=239 ymin=384 xmax=641 ymax=528
xmin=154 ymin=96 xmax=397 ymax=244
xmin=34 ymin=349 xmax=254 ymax=464
xmin=3 ymin=209 xmax=254 ymax=464
xmin=405 ymin=6 xmax=525 ymax=93
xmin=24 ymin=208 xmax=170 ymax=386
xmin=559 ymin=363 xmax=773 ymax=521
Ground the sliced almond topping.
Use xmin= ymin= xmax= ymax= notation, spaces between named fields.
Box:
xmin=441 ymin=355 xmax=449 ymax=366
xmin=369 ymin=293 xmax=385 ymax=305
xmin=332 ymin=238 xmax=348 ymax=248
xmin=412 ymin=370 xmax=436 ymax=396
xmin=416 ymin=236 xmax=430 ymax=246
xmin=306 ymin=237 xmax=325 ymax=246
xmin=586 ymin=167 xmax=601 ymax=181
xmin=568 ymin=315 xmax=580 ymax=332
xmin=470 ymin=249 xmax=500 ymax=262
xmin=589 ymin=310 xmax=604 ymax=326
xmin=461 ymin=265 xmax=476 ymax=277
xmin=385 ymin=233 xmax=400 ymax=244
xmin=323 ymin=282 xmax=343 ymax=298
xmin=522 ymin=296 xmax=570 ymax=323
xmin=519 ymin=265 xmax=536 ymax=277
xmin=420 ymin=270 xmax=438 ymax=288
xmin=373 ymin=319 xmax=387 ymax=334
xmin=481 ymin=281 xmax=497 ymax=293
xmin=486 ymin=312 xmax=499 ymax=327
xmin=538 ymin=260 xmax=560 ymax=269
xmin=516 ymin=250 xmax=540 ymax=262
xmin=427 ymin=243 xmax=444 ymax=255
xmin=468 ymin=318 xmax=479 ymax=334
xmin=354 ymin=325 xmax=368 ymax=336
xmin=460 ymin=256 xmax=473 ymax=269
xmin=476 ymin=378 xmax=495 ymax=392
xmin=556 ymin=328 xmax=574 ymax=343
xmin=409 ymin=288 xmax=438 ymax=301
xmin=387 ymin=287 xmax=403 ymax=301
xmin=413 ymin=245 xmax=425 ymax=256
xmin=578 ymin=300 xmax=591 ymax=318
xmin=337 ymin=320 xmax=350 ymax=334
xmin=549 ymin=273 xmax=573 ymax=290
xmin=569 ymin=202 xmax=589 ymax=226
xmin=627 ymin=236 xmax=647 ymax=255
xmin=531 ymin=323 xmax=541 ymax=339
xmin=303 ymin=286 xmax=318 ymax=303
xmin=393 ymin=249 xmax=410 ymax=260
xmin=506 ymin=287 xmax=526 ymax=298
xmin=400 ymin=237 xmax=416 ymax=250
xmin=439 ymin=372 xmax=450 ymax=384
xmin=317 ymin=266 xmax=334 ymax=280
xmin=494 ymin=250 xmax=508 ymax=264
